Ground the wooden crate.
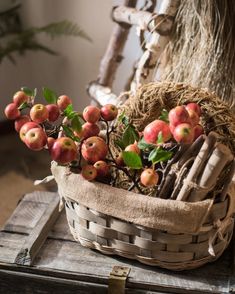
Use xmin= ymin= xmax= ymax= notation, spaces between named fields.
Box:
xmin=0 ymin=191 xmax=234 ymax=293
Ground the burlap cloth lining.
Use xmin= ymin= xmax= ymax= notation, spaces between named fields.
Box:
xmin=51 ymin=162 xmax=235 ymax=234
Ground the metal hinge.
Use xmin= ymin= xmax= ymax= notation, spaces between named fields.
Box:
xmin=108 ymin=266 xmax=131 ymax=294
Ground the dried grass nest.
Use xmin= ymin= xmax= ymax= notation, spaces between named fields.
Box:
xmin=112 ymin=81 xmax=235 ymax=154
xmin=110 ymin=82 xmax=235 ymax=194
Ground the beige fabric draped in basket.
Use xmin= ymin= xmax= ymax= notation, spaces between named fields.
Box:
xmin=51 ymin=162 xmax=235 ymax=270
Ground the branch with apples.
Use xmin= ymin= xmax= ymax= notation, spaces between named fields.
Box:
xmin=4 ymin=87 xmax=205 ymax=197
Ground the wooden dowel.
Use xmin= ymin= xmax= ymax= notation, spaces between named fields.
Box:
xmin=176 ymin=132 xmax=218 ymax=201
xmin=220 ymin=160 xmax=235 ymax=201
xmin=113 ymin=6 xmax=156 ymax=31
xmin=131 ymin=0 xmax=180 ymax=90
xmin=97 ymin=0 xmax=137 ymax=88
xmin=88 ymin=82 xmax=126 ymax=106
xmin=188 ymin=144 xmax=233 ymax=202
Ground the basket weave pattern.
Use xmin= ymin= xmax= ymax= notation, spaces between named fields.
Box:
xmin=65 ymin=198 xmax=233 ymax=270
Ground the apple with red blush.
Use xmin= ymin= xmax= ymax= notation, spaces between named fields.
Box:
xmin=143 ymin=120 xmax=171 ymax=144
xmin=19 ymin=122 xmax=41 ymax=142
xmin=193 ymin=124 xmax=204 ymax=140
xmin=173 ymin=123 xmax=194 ymax=144
xmin=4 ymin=103 xmax=20 ymax=120
xmin=46 ymin=104 xmax=60 ymax=122
xmin=14 ymin=115 xmax=31 ymax=132
xmin=81 ymin=136 xmax=108 ymax=163
xmin=186 ymin=103 xmax=201 ymax=117
xmin=74 ymin=122 xmax=100 ymax=139
xmin=140 ymin=169 xmax=159 ymax=187
xmin=13 ymin=91 xmax=28 ymax=106
xmin=100 ymin=104 xmax=118 ymax=121
xmin=169 ymin=105 xmax=190 ymax=127
xmin=81 ymin=165 xmax=97 ymax=181
xmin=30 ymin=104 xmax=49 ymax=123
xmin=94 ymin=160 xmax=109 ymax=177
xmin=115 ymin=152 xmax=125 ymax=166
xmin=187 ymin=109 xmax=200 ymax=126
xmin=125 ymin=143 xmax=140 ymax=154
xmin=47 ymin=137 xmax=56 ymax=150
xmin=83 ymin=106 xmax=100 ymax=123
xmin=24 ymin=128 xmax=47 ymax=151
xmin=57 ymin=95 xmax=72 ymax=111
xmin=50 ymin=137 xmax=78 ymax=164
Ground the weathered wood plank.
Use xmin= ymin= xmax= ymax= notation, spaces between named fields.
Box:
xmin=3 ymin=191 xmax=59 ymax=234
xmin=14 ymin=194 xmax=61 ymax=265
xmin=32 ymin=238 xmax=230 ymax=293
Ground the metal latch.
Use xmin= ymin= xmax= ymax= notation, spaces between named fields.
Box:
xmin=108 ymin=266 xmax=131 ymax=294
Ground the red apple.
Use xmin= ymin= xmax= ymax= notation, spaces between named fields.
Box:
xmin=115 ymin=152 xmax=125 ymax=166
xmin=140 ymin=169 xmax=159 ymax=187
xmin=20 ymin=122 xmax=41 ymax=142
xmin=187 ymin=109 xmax=199 ymax=127
xmin=47 ymin=137 xmax=56 ymax=149
xmin=46 ymin=104 xmax=60 ymax=122
xmin=30 ymin=104 xmax=49 ymax=123
xmin=57 ymin=95 xmax=72 ymax=111
xmin=14 ymin=115 xmax=31 ymax=132
xmin=4 ymin=103 xmax=20 ymax=120
xmin=83 ymin=106 xmax=100 ymax=123
xmin=81 ymin=136 xmax=108 ymax=163
xmin=81 ymin=165 xmax=97 ymax=181
xmin=125 ymin=143 xmax=140 ymax=154
xmin=25 ymin=128 xmax=47 ymax=151
xmin=50 ymin=137 xmax=78 ymax=164
xmin=100 ymin=104 xmax=118 ymax=121
xmin=74 ymin=122 xmax=100 ymax=139
xmin=94 ymin=160 xmax=109 ymax=177
xmin=143 ymin=120 xmax=172 ymax=144
xmin=13 ymin=91 xmax=28 ymax=106
xmin=173 ymin=123 xmax=194 ymax=144
xmin=186 ymin=103 xmax=201 ymax=116
xmin=193 ymin=124 xmax=204 ymax=140
xmin=169 ymin=106 xmax=190 ymax=127
xmin=169 ymin=123 xmax=175 ymax=135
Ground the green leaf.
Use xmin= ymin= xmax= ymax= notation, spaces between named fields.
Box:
xmin=18 ymin=102 xmax=29 ymax=111
xmin=21 ymin=86 xmax=36 ymax=97
xmin=122 ymin=125 xmax=139 ymax=148
xmin=157 ymin=132 xmax=163 ymax=144
xmin=62 ymin=125 xmax=74 ymax=138
xmin=159 ymin=109 xmax=169 ymax=123
xmin=148 ymin=147 xmax=173 ymax=164
xmin=38 ymin=20 xmax=92 ymax=42
xmin=138 ymin=137 xmax=154 ymax=150
xmin=114 ymin=139 xmax=125 ymax=150
xmin=122 ymin=151 xmax=142 ymax=169
xmin=63 ymin=104 xmax=74 ymax=119
xmin=71 ymin=115 xmax=82 ymax=132
xmin=43 ymin=87 xmax=57 ymax=104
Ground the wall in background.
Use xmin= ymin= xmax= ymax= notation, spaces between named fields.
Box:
xmin=0 ymin=0 xmax=142 ymax=120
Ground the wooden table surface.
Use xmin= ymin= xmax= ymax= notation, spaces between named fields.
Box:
xmin=0 ymin=191 xmax=234 ymax=294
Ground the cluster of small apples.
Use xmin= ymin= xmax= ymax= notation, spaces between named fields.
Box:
xmin=132 ymin=103 xmax=203 ymax=188
xmin=4 ymin=91 xmax=204 ymax=191
xmin=4 ymin=90 xmax=72 ymax=152
xmin=4 ymin=90 xmax=119 ymax=183
xmin=143 ymin=102 xmax=203 ymax=145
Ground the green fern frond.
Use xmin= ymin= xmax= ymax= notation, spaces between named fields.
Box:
xmin=36 ymin=20 xmax=92 ymax=42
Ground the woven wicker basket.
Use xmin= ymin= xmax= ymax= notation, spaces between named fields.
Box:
xmin=64 ymin=196 xmax=234 ymax=271
xmin=52 ymin=82 xmax=235 ymax=270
